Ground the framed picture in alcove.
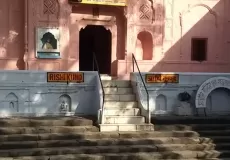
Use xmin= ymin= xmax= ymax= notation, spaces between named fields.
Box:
xmin=36 ymin=27 xmax=60 ymax=59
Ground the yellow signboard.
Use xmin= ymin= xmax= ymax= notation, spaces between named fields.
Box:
xmin=47 ymin=72 xmax=84 ymax=83
xmin=69 ymin=0 xmax=126 ymax=6
xmin=145 ymin=74 xmax=179 ymax=83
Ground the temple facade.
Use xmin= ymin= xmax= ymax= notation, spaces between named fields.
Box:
xmin=0 ymin=0 xmax=229 ymax=79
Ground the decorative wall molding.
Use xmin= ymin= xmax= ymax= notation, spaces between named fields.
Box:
xmin=180 ymin=3 xmax=218 ymax=28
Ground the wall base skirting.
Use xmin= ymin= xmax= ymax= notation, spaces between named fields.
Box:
xmin=0 ymin=112 xmax=81 ymax=118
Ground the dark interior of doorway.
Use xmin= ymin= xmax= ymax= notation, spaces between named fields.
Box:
xmin=79 ymin=25 xmax=112 ymax=74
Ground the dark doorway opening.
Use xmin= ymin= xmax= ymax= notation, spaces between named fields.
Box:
xmin=79 ymin=25 xmax=112 ymax=74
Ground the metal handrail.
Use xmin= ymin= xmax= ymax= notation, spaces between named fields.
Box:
xmin=93 ymin=52 xmax=105 ymax=124
xmin=132 ymin=53 xmax=151 ymax=124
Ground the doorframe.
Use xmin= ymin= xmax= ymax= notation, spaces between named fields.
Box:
xmin=76 ymin=18 xmax=117 ymax=75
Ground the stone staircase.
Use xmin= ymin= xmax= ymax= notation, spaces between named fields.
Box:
xmin=0 ymin=116 xmax=230 ymax=159
xmin=152 ymin=116 xmax=230 ymax=159
xmin=99 ymin=80 xmax=154 ymax=132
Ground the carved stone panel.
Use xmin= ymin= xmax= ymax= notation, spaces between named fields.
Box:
xmin=36 ymin=0 xmax=60 ymax=22
xmin=138 ymin=0 xmax=155 ymax=24
xmin=195 ymin=77 xmax=230 ymax=108
xmin=139 ymin=3 xmax=153 ymax=21
xmin=43 ymin=0 xmax=59 ymax=15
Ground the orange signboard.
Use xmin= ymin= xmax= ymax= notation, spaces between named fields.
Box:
xmin=145 ymin=74 xmax=179 ymax=83
xmin=47 ymin=72 xmax=84 ymax=83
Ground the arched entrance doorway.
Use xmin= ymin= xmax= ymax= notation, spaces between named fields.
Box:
xmin=206 ymin=88 xmax=230 ymax=115
xmin=195 ymin=77 xmax=230 ymax=115
xmin=79 ymin=25 xmax=112 ymax=74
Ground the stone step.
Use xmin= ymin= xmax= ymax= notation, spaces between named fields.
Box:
xmin=100 ymin=124 xmax=154 ymax=132
xmin=157 ymin=143 xmax=230 ymax=151
xmin=0 ymin=132 xmax=207 ymax=142
xmin=104 ymin=116 xmax=145 ymax=124
xmin=198 ymin=130 xmax=230 ymax=137
xmin=100 ymin=74 xmax=112 ymax=80
xmin=104 ymin=101 xmax=138 ymax=108
xmin=151 ymin=116 xmax=230 ymax=125
xmin=157 ymin=136 xmax=230 ymax=144
xmin=0 ymin=158 xmax=223 ymax=160
xmin=103 ymin=108 xmax=140 ymax=116
xmin=0 ymin=149 xmax=230 ymax=159
xmin=2 ymin=138 xmax=230 ymax=150
xmin=0 ymin=155 xmax=226 ymax=160
xmin=155 ymin=124 xmax=230 ymax=131
xmin=104 ymin=94 xmax=136 ymax=101
xmin=6 ymin=132 xmax=230 ymax=143
xmin=0 ymin=116 xmax=94 ymax=127
xmin=0 ymin=138 xmax=208 ymax=149
xmin=102 ymin=80 xmax=131 ymax=88
xmin=199 ymin=136 xmax=230 ymax=144
xmin=0 ymin=126 xmax=99 ymax=135
xmin=1 ymin=140 xmax=230 ymax=151
xmin=104 ymin=87 xmax=133 ymax=94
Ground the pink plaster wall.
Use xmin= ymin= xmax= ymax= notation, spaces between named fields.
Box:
xmin=0 ymin=0 xmax=230 ymax=79
xmin=0 ymin=0 xmax=24 ymax=70
xmin=118 ymin=0 xmax=230 ymax=79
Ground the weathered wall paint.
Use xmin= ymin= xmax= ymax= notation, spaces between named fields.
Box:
xmin=0 ymin=0 xmax=229 ymax=79
xmin=131 ymin=72 xmax=230 ymax=116
xmin=0 ymin=70 xmax=101 ymax=117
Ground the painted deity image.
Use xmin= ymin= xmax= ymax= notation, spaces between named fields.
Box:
xmin=41 ymin=32 xmax=57 ymax=50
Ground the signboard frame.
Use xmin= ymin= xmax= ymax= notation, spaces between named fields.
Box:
xmin=36 ymin=27 xmax=61 ymax=59
xmin=47 ymin=72 xmax=84 ymax=83
xmin=145 ymin=74 xmax=179 ymax=84
xmin=68 ymin=0 xmax=127 ymax=6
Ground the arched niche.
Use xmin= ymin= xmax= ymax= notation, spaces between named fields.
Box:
xmin=155 ymin=94 xmax=167 ymax=113
xmin=135 ymin=31 xmax=153 ymax=60
xmin=195 ymin=77 xmax=230 ymax=109
xmin=5 ymin=93 xmax=19 ymax=112
xmin=59 ymin=94 xmax=72 ymax=112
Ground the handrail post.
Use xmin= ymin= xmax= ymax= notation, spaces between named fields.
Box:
xmin=92 ymin=52 xmax=105 ymax=125
xmin=92 ymin=52 xmax=95 ymax=71
xmin=132 ymin=53 xmax=151 ymax=124
xmin=132 ymin=55 xmax=134 ymax=72
xmin=147 ymin=94 xmax=150 ymax=124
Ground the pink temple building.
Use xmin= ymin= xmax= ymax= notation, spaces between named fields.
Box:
xmin=0 ymin=0 xmax=229 ymax=79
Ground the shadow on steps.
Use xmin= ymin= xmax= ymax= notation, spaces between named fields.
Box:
xmin=0 ymin=115 xmax=229 ymax=159
xmin=151 ymin=115 xmax=230 ymax=159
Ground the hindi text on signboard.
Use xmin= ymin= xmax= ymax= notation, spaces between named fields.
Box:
xmin=47 ymin=72 xmax=84 ymax=83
